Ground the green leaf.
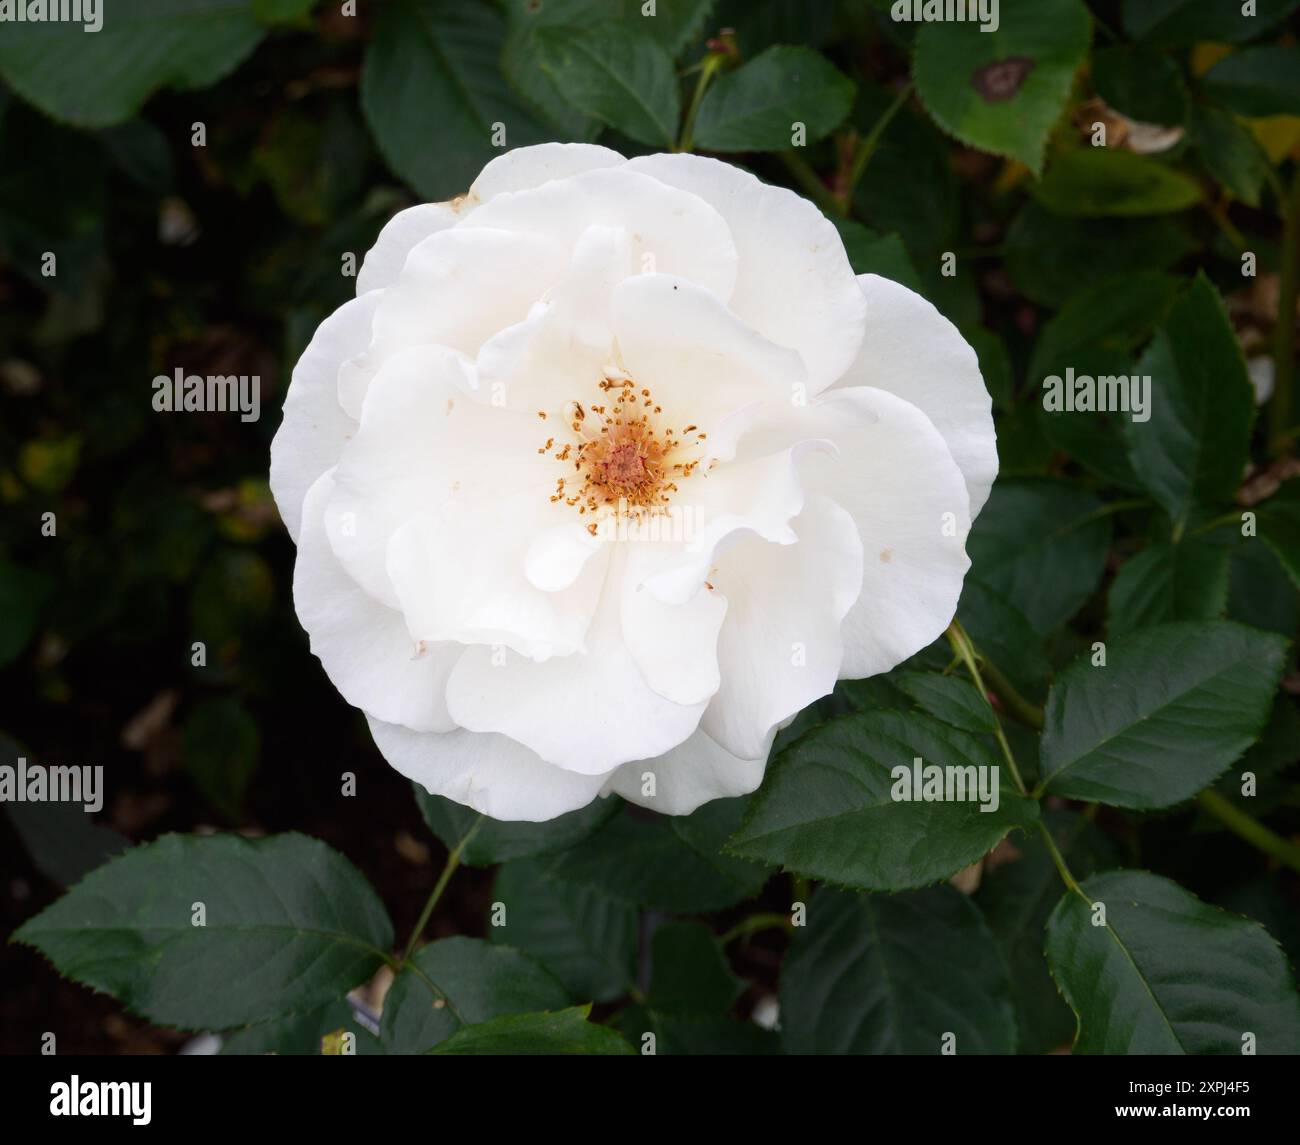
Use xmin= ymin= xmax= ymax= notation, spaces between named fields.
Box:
xmin=1203 ymin=47 xmax=1300 ymax=119
xmin=429 ymin=1005 xmax=635 ymax=1054
xmin=500 ymin=0 xmax=598 ymax=138
xmin=1258 ymin=478 xmax=1300 ymax=591
xmin=1029 ymin=269 xmax=1180 ymax=483
xmin=381 ymin=937 xmax=568 ymax=1053
xmin=1046 ymin=869 xmax=1300 ymax=1053
xmin=1108 ymin=541 xmax=1230 ymax=634
xmin=2 ymin=733 xmax=128 ymax=888
xmin=894 ymin=671 xmax=998 ymax=735
xmin=1034 ymin=149 xmax=1203 ymax=217
xmin=0 ymin=559 xmax=51 ymax=668
xmin=1003 ymin=202 xmax=1195 ymax=309
xmin=1038 ymin=621 xmax=1288 ymax=808
xmin=0 ymin=0 xmax=265 ymax=128
xmin=1092 ymin=44 xmax=1189 ymax=126
xmin=832 ymin=219 xmax=923 ymax=291
xmin=975 ymin=811 xmax=1119 ymax=1054
xmin=722 ymin=0 xmax=832 ymax=56
xmin=542 ymin=799 xmax=770 ymax=913
xmin=490 ymin=859 xmax=636 ymax=1003
xmin=851 ymin=89 xmax=957 ymax=257
xmin=716 ymin=0 xmax=835 ymax=57
xmin=0 ymin=108 xmax=107 ymax=293
xmin=620 ymin=1006 xmax=780 ymax=1054
xmin=966 ymin=479 xmax=1112 ymax=636
xmin=692 ymin=45 xmax=854 ymax=152
xmin=222 ymin=1001 xmax=385 ymax=1055
xmin=13 ymin=833 xmax=393 ymax=1030
xmin=1124 ymin=273 xmax=1255 ymax=525
xmin=912 ymin=0 xmax=1092 ymax=174
xmin=182 ymin=696 xmax=260 ymax=821
xmin=361 ymin=0 xmax=554 ymax=200
xmin=781 ymin=887 xmax=1016 ymax=1054
xmin=967 ymin=327 xmax=1015 ymax=411
xmin=727 ymin=711 xmax=1039 ymax=891
xmin=635 ymin=0 xmax=716 ymax=54
xmin=1123 ymin=0 xmax=1300 ymax=47
xmin=648 ymin=922 xmax=743 ymax=1015
xmin=956 ymin=579 xmax=1052 ymax=699
xmin=251 ymin=0 xmax=318 ymax=24
xmin=1211 ymin=694 xmax=1300 ymax=815
xmin=1229 ymin=539 xmax=1298 ymax=636
xmin=97 ymin=120 xmax=175 ymax=195
xmin=537 ymin=23 xmax=680 ymax=147
xmin=1216 ymin=876 xmax=1300 ymax=972
xmin=1190 ymin=104 xmax=1271 ymax=208
xmin=414 ymin=785 xmax=616 ymax=867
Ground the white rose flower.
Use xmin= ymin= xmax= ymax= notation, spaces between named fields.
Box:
xmin=270 ymin=143 xmax=996 ymax=822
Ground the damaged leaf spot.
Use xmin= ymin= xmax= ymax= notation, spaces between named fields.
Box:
xmin=971 ymin=57 xmax=1035 ymax=103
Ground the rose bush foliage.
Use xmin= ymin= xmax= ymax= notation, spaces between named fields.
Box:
xmin=5 ymin=0 xmax=1300 ymax=1059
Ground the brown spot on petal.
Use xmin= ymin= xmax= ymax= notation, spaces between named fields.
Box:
xmin=971 ymin=57 xmax=1035 ymax=103
xmin=879 ymin=549 xmax=892 ymax=563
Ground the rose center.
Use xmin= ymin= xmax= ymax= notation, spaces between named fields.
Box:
xmin=538 ymin=373 xmax=708 ymax=534
xmin=603 ymin=442 xmax=646 ymax=488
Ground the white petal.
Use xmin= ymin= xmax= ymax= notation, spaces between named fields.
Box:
xmin=801 ymin=387 xmax=973 ymax=679
xmin=621 ymin=544 xmax=727 ymax=707
xmin=339 ymin=226 xmax=569 ymax=418
xmin=611 ymin=273 xmax=805 ymax=429
xmin=835 ymin=274 xmax=997 ymax=518
xmin=469 ymin=142 xmax=626 ymax=204
xmin=356 ymin=202 xmax=459 ymax=295
xmin=325 ymin=345 xmax=480 ymax=608
xmin=445 ymin=551 xmax=706 ymax=774
xmin=525 ymin=522 xmax=606 ymax=593
xmin=473 ymin=226 xmax=633 ymax=416
xmin=603 ymin=728 xmax=769 ymax=816
xmin=626 ymin=152 xmax=866 ymax=393
xmin=462 ymin=167 xmax=739 ymax=305
xmin=702 ymin=496 xmax=862 ymax=759
xmin=387 ymin=504 xmax=608 ymax=660
xmin=270 ymin=290 xmax=381 ymax=543
xmin=294 ymin=471 xmax=458 ymax=732
xmin=642 ymin=441 xmax=827 ymax=606
xmin=367 ymin=715 xmax=611 ymax=823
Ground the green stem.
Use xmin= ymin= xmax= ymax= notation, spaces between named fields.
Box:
xmin=1074 ymin=498 xmax=1152 ymax=528
xmin=719 ymin=912 xmax=794 ymax=945
xmin=980 ymin=654 xmax=1045 ymax=730
xmin=1197 ymin=790 xmax=1300 ymax=874
xmin=945 ymin=621 xmax=1029 ymax=794
xmin=1270 ymin=165 xmax=1300 ymax=455
xmin=777 ymin=150 xmax=845 ymax=219
xmin=1189 ymin=510 xmax=1247 ymax=537
xmin=400 ymin=817 xmax=483 ymax=964
xmin=1036 ymin=819 xmax=1090 ymax=902
xmin=1203 ymin=198 xmax=1248 ymax=253
xmin=838 ymin=81 xmax=912 ymax=212
xmin=677 ymin=53 xmax=724 ymax=153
